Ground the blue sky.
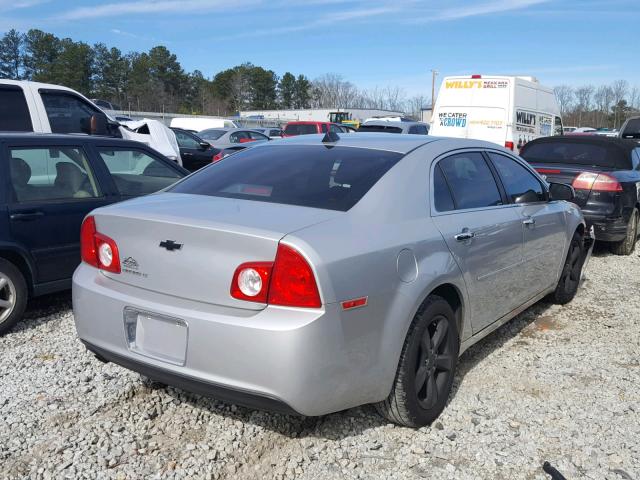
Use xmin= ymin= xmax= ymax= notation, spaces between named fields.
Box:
xmin=1 ymin=0 xmax=638 ymax=96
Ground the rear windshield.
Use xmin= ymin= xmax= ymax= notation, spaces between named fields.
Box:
xmin=621 ymin=118 xmax=640 ymax=139
xmin=170 ymin=145 xmax=403 ymax=211
xmin=521 ymin=141 xmax=631 ymax=169
xmin=199 ymin=129 xmax=226 ymax=140
xmin=284 ymin=124 xmax=318 ymax=135
xmin=358 ymin=125 xmax=403 ymax=134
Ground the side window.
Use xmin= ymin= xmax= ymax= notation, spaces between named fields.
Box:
xmin=321 ymin=124 xmax=328 ymax=133
xmin=0 ymin=87 xmax=33 ymax=132
xmin=488 ymin=152 xmax=545 ymax=204
xmin=433 ymin=163 xmax=455 ymax=212
xmin=633 ymin=149 xmax=640 ymax=170
xmin=8 ymin=147 xmax=100 ymax=202
xmin=270 ymin=129 xmax=281 ymax=137
xmin=416 ymin=125 xmax=428 ymax=135
xmin=175 ymin=130 xmax=200 ymax=149
xmin=329 ymin=124 xmax=341 ymax=133
xmin=229 ymin=131 xmax=251 ymax=143
xmin=248 ymin=131 xmax=269 ymax=141
xmin=554 ymin=116 xmax=563 ymax=136
xmin=408 ymin=126 xmax=418 ymax=134
xmin=97 ymin=148 xmax=181 ymax=196
xmin=40 ymin=91 xmax=101 ymax=134
xmin=438 ymin=152 xmax=503 ymax=210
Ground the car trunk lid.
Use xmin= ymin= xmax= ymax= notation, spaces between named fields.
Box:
xmin=92 ymin=193 xmax=338 ymax=310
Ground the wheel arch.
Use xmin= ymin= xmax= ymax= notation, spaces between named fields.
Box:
xmin=0 ymin=246 xmax=35 ymax=294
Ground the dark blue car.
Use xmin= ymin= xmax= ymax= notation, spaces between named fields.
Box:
xmin=0 ymin=133 xmax=188 ymax=334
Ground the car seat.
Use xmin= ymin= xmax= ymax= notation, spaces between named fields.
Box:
xmin=54 ymin=162 xmax=92 ymax=198
xmin=9 ymin=157 xmax=36 ymax=202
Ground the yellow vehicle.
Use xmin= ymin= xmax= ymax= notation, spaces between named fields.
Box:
xmin=329 ymin=112 xmax=360 ymax=129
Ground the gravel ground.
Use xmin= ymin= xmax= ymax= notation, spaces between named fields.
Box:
xmin=1 ymin=245 xmax=639 ymax=480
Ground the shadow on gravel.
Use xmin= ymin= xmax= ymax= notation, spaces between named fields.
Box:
xmin=13 ymin=291 xmax=72 ymax=333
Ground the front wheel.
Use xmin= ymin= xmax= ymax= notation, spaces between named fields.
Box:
xmin=0 ymin=259 xmax=28 ymax=335
xmin=611 ymin=208 xmax=638 ymax=256
xmin=376 ymin=295 xmax=459 ymax=427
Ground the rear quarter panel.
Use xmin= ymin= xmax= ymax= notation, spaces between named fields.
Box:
xmin=285 ymin=141 xmax=469 ymax=402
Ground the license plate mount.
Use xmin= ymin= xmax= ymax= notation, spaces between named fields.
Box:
xmin=124 ymin=307 xmax=188 ymax=366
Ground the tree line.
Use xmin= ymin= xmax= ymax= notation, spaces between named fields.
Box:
xmin=554 ymin=81 xmax=640 ymax=130
xmin=0 ymin=28 xmax=429 ymax=118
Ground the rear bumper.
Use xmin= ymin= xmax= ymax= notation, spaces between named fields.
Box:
xmin=584 ymin=214 xmax=628 ymax=242
xmin=72 ymin=264 xmax=390 ymax=416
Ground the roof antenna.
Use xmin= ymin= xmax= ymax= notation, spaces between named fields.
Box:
xmin=322 ymin=131 xmax=340 ymax=143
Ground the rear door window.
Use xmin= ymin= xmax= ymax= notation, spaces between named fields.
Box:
xmin=8 ymin=147 xmax=100 ymax=202
xmin=97 ymin=148 xmax=182 ymax=197
xmin=0 ymin=86 xmax=33 ymax=132
xmin=433 ymin=164 xmax=455 ymax=212
xmin=170 ymin=145 xmax=403 ymax=211
xmin=40 ymin=91 xmax=102 ymax=134
xmin=248 ymin=131 xmax=269 ymax=141
xmin=488 ymin=152 xmax=545 ymax=204
xmin=174 ymin=130 xmax=201 ymax=149
xmin=438 ymin=152 xmax=503 ymax=210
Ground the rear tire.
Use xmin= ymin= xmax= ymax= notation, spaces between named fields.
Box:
xmin=611 ymin=208 xmax=638 ymax=256
xmin=375 ymin=295 xmax=459 ymax=427
xmin=551 ymin=231 xmax=585 ymax=305
xmin=0 ymin=259 xmax=28 ymax=335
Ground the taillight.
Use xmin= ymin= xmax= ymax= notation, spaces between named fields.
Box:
xmin=536 ymin=168 xmax=561 ymax=174
xmin=212 ymin=152 xmax=224 ymax=163
xmin=230 ymin=262 xmax=273 ymax=303
xmin=269 ymin=244 xmax=321 ymax=308
xmin=505 ymin=141 xmax=514 ymax=151
xmin=80 ymin=215 xmax=121 ymax=273
xmin=230 ymin=243 xmax=321 ymax=308
xmin=572 ymin=172 xmax=622 ymax=192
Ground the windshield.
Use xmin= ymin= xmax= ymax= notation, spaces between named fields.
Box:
xmin=170 ymin=145 xmax=403 ymax=211
xmin=284 ymin=124 xmax=318 ymax=135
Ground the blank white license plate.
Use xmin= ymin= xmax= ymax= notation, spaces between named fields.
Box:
xmin=124 ymin=308 xmax=188 ymax=366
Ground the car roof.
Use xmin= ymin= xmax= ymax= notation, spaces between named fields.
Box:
xmin=362 ymin=120 xmax=426 ymax=127
xmin=0 ymin=132 xmax=156 ymax=148
xmin=253 ymin=132 xmax=443 ymax=154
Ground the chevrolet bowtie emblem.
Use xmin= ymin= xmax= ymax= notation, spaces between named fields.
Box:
xmin=159 ymin=240 xmax=183 ymax=251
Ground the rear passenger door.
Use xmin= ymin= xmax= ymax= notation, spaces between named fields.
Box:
xmin=5 ymin=144 xmax=112 ymax=285
xmin=431 ymin=151 xmax=525 ymax=333
xmin=487 ymin=151 xmax=567 ymax=294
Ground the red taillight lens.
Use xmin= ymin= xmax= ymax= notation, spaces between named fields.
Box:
xmin=268 ymin=244 xmax=321 ymax=308
xmin=80 ymin=216 xmax=98 ymax=268
xmin=230 ymin=262 xmax=273 ymax=303
xmin=212 ymin=152 xmax=224 ymax=163
xmin=572 ymin=172 xmax=622 ymax=192
xmin=230 ymin=244 xmax=321 ymax=308
xmin=505 ymin=141 xmax=514 ymax=151
xmin=238 ymin=138 xmax=255 ymax=144
xmin=536 ymin=168 xmax=561 ymax=174
xmin=80 ymin=215 xmax=121 ymax=273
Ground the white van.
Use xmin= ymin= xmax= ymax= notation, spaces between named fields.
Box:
xmin=430 ymin=75 xmax=563 ymax=152
xmin=169 ymin=117 xmax=237 ymax=132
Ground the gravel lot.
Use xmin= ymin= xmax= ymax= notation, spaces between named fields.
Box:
xmin=1 ymin=245 xmax=639 ymax=480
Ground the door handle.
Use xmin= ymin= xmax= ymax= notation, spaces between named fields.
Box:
xmin=454 ymin=231 xmax=475 ymax=241
xmin=523 ymin=217 xmax=536 ymax=226
xmin=10 ymin=211 xmax=44 ymax=221
xmin=183 ymin=152 xmax=193 ymax=156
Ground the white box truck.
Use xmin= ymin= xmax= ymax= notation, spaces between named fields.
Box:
xmin=429 ymin=75 xmax=563 ymax=152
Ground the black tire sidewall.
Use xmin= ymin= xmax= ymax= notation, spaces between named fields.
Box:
xmin=400 ymin=299 xmax=459 ymax=426
xmin=0 ymin=259 xmax=28 ymax=335
xmin=554 ymin=232 xmax=584 ymax=304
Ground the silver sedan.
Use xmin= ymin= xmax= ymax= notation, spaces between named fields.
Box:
xmin=198 ymin=127 xmax=270 ymax=150
xmin=72 ymin=133 xmax=592 ymax=427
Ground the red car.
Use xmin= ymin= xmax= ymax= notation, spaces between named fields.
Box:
xmin=282 ymin=121 xmax=342 ymax=137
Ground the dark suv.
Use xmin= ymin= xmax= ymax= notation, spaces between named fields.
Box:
xmin=520 ymin=136 xmax=640 ymax=255
xmin=0 ymin=133 xmax=188 ymax=334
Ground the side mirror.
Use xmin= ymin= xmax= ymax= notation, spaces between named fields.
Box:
xmin=199 ymin=141 xmax=211 ymax=150
xmin=548 ymin=182 xmax=575 ymax=202
xmin=90 ymin=113 xmax=109 ymax=136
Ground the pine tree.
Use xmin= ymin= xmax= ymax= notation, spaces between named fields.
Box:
xmin=0 ymin=29 xmax=24 ymax=79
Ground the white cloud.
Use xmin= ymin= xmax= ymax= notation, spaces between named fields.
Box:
xmin=0 ymin=0 xmax=48 ymax=11
xmin=58 ymin=0 xmax=257 ymax=20
xmin=410 ymin=0 xmax=551 ymax=22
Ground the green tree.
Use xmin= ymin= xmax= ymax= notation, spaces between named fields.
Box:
xmin=50 ymin=38 xmax=94 ymax=94
xmin=125 ymin=52 xmax=152 ymax=111
xmin=23 ymin=29 xmax=60 ymax=82
xmin=0 ymin=29 xmax=24 ymax=79
xmin=294 ymin=74 xmax=311 ymax=108
xmin=147 ymin=46 xmax=185 ymax=111
xmin=248 ymin=65 xmax=278 ymax=109
xmin=93 ymin=43 xmax=129 ymax=106
xmin=278 ymin=72 xmax=296 ymax=109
